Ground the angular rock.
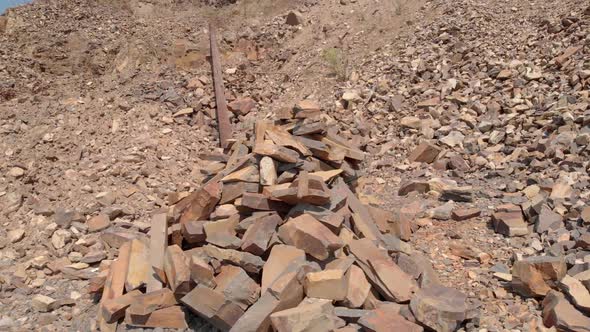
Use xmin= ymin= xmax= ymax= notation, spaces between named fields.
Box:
xmin=228 ymin=97 xmax=256 ymax=116
xmin=304 ymin=269 xmax=348 ymax=301
xmin=181 ymin=287 xmax=244 ymax=331
xmin=87 ymin=214 xmax=111 ymax=232
xmin=278 ymin=214 xmax=344 ymax=260
xmin=451 ymin=208 xmax=481 ymax=221
xmin=203 ymin=245 xmax=265 ymax=274
xmin=408 ymin=142 xmax=441 ymax=163
xmin=125 ymin=305 xmax=188 ymax=329
xmin=189 ymin=255 xmax=216 ymax=288
xmin=359 ymin=307 xmax=423 ymax=332
xmin=262 ymin=245 xmax=306 ymax=292
xmin=348 ymin=238 xmax=416 ymax=302
xmin=270 ymin=298 xmax=343 ymax=332
xmin=164 ymin=245 xmax=192 ymax=295
xmin=410 ymin=285 xmax=468 ymax=332
xmin=558 ymin=275 xmax=590 ymax=314
xmin=511 ymin=256 xmax=567 ymax=297
xmin=343 ymin=265 xmax=371 ymax=308
xmin=178 ymin=182 xmax=222 ymax=224
xmin=259 ymin=156 xmax=278 ymax=186
xmin=241 ymin=213 xmax=280 ymax=255
xmin=542 ymin=290 xmax=590 ymax=332
xmin=215 ymin=265 xmax=261 ymax=310
xmin=125 ymin=239 xmax=151 ymax=292
xmin=492 ymin=204 xmax=528 ymax=237
xmin=230 ymin=270 xmax=304 ymax=332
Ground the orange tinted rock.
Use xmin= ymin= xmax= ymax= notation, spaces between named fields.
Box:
xmin=261 ymin=245 xmax=306 ymax=292
xmin=343 ymin=265 xmax=371 ymax=308
xmin=304 ymin=269 xmax=348 ymax=301
xmin=348 ymin=238 xmax=416 ymax=302
xmin=278 ymin=214 xmax=344 ymax=260
xmin=125 ymin=239 xmax=150 ymax=292
xmin=542 ymin=290 xmax=590 ymax=332
xmin=147 ymin=213 xmax=168 ymax=292
xmin=270 ymin=298 xmax=344 ymax=332
xmin=359 ymin=308 xmax=423 ymax=332
xmin=178 ymin=182 xmax=222 ymax=224
xmin=87 ymin=214 xmax=111 ymax=232
xmin=230 ymin=270 xmax=304 ymax=332
xmin=215 ymin=265 xmax=261 ymax=310
xmin=512 ymin=256 xmax=567 ymax=297
xmin=409 ymin=285 xmax=468 ymax=331
xmin=204 ymin=217 xmax=241 ymax=249
xmin=451 ymin=208 xmax=481 ymax=221
xmin=101 ymin=289 xmax=142 ymax=323
xmin=491 ymin=204 xmax=528 ymax=237
xmin=408 ymin=142 xmax=440 ymax=163
xmin=125 ymin=305 xmax=188 ymax=329
xmin=164 ymin=245 xmax=193 ymax=295
xmin=126 ymin=288 xmax=178 ymax=317
xmin=181 ymin=220 xmax=206 ymax=244
xmin=181 ymin=287 xmax=244 ymax=331
xmin=241 ymin=213 xmax=281 ymax=255
xmin=187 ymin=254 xmax=215 ymax=288
xmin=228 ymin=97 xmax=256 ymax=116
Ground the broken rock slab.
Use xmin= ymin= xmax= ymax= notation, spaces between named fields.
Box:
xmin=558 ymin=275 xmax=590 ymax=314
xmin=348 ymin=238 xmax=416 ymax=303
xmin=359 ymin=306 xmax=423 ymax=332
xmin=512 ymin=256 xmax=567 ymax=297
xmin=492 ymin=204 xmax=528 ymax=237
xmin=215 ymin=265 xmax=261 ymax=310
xmin=409 ymin=285 xmax=469 ymax=332
xmin=542 ymin=290 xmax=590 ymax=332
xmin=270 ymin=298 xmax=344 ymax=332
xmin=181 ymin=286 xmax=244 ymax=331
xmin=278 ymin=214 xmax=343 ymax=261
xmin=408 ymin=142 xmax=441 ymax=163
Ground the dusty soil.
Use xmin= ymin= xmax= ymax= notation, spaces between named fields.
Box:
xmin=1 ymin=0 xmax=589 ymax=331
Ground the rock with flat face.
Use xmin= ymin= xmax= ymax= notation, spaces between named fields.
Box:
xmin=408 ymin=142 xmax=440 ymax=163
xmin=492 ymin=204 xmax=528 ymax=237
xmin=181 ymin=286 xmax=244 ymax=331
xmin=511 ymin=256 xmax=567 ymax=297
xmin=534 ymin=205 xmax=563 ymax=234
xmin=261 ymin=245 xmax=307 ymax=292
xmin=270 ymin=298 xmax=344 ymax=332
xmin=304 ymin=269 xmax=348 ymax=301
xmin=359 ymin=307 xmax=423 ymax=332
xmin=542 ymin=290 xmax=590 ymax=332
xmin=558 ymin=275 xmax=590 ymax=314
xmin=277 ymin=214 xmax=343 ymax=260
xmin=409 ymin=285 xmax=468 ymax=332
xmin=214 ymin=265 xmax=260 ymax=310
xmin=348 ymin=238 xmax=416 ymax=302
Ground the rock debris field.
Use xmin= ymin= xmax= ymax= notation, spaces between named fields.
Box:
xmin=1 ymin=0 xmax=590 ymax=331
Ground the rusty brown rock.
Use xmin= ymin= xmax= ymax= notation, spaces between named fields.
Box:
xmin=178 ymin=182 xmax=222 ymax=224
xmin=409 ymin=285 xmax=468 ymax=332
xmin=164 ymin=245 xmax=193 ymax=295
xmin=408 ymin=142 xmax=441 ymax=163
xmin=270 ymin=298 xmax=344 ymax=332
xmin=215 ymin=265 xmax=261 ymax=310
xmin=241 ymin=213 xmax=281 ymax=255
xmin=511 ymin=256 xmax=567 ymax=297
xmin=542 ymin=290 xmax=590 ymax=332
xmin=181 ymin=286 xmax=244 ymax=331
xmin=278 ymin=214 xmax=344 ymax=260
xmin=348 ymin=238 xmax=416 ymax=302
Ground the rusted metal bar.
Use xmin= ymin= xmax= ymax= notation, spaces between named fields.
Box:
xmin=209 ymin=23 xmax=232 ymax=149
